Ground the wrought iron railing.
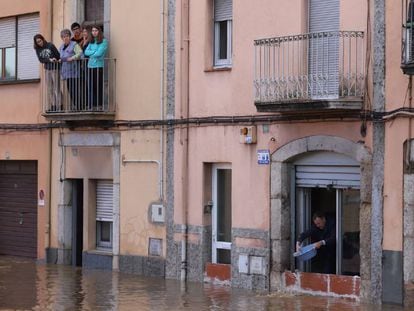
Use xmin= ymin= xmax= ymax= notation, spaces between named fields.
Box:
xmin=254 ymin=31 xmax=365 ymax=103
xmin=41 ymin=58 xmax=116 ymax=114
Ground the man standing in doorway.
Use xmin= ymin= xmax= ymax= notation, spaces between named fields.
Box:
xmin=296 ymin=211 xmax=336 ymax=274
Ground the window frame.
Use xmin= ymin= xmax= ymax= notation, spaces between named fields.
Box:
xmin=214 ymin=19 xmax=232 ymax=67
xmin=213 ymin=0 xmax=233 ymax=68
xmin=96 ymin=220 xmax=113 ymax=249
xmin=0 ymin=13 xmax=40 ymax=83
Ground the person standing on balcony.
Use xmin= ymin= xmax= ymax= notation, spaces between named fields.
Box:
xmin=34 ymin=34 xmax=61 ymax=112
xmin=85 ymin=26 xmax=108 ymax=110
xmin=78 ymin=26 xmax=92 ymax=110
xmin=70 ymin=22 xmax=83 ymax=44
xmin=59 ymin=29 xmax=83 ymax=110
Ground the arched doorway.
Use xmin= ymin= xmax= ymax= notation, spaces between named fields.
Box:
xmin=270 ymin=135 xmax=371 ymax=298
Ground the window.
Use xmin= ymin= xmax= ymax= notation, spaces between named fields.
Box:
xmin=403 ymin=0 xmax=414 ymax=65
xmin=214 ymin=0 xmax=232 ymax=67
xmin=0 ymin=14 xmax=39 ymax=81
xmin=84 ymin=0 xmax=104 ymax=28
xmin=96 ymin=180 xmax=113 ymax=249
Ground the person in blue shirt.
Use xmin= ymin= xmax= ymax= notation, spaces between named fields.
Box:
xmin=84 ymin=25 xmax=108 ymax=110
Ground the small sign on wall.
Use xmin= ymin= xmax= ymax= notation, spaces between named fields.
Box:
xmin=257 ymin=149 xmax=270 ymax=165
xmin=38 ymin=189 xmax=45 ymax=206
xmin=149 ymin=238 xmax=162 ymax=256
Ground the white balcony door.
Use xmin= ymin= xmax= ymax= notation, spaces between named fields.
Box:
xmin=212 ymin=164 xmax=232 ymax=264
xmin=308 ymin=0 xmax=340 ymax=99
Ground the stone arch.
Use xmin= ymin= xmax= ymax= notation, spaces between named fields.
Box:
xmin=270 ymin=135 xmax=372 ymax=298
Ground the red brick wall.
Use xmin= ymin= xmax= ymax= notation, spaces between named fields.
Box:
xmin=284 ymin=271 xmax=360 ymax=298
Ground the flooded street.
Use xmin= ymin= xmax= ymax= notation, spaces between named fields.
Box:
xmin=0 ymin=256 xmax=407 ymax=311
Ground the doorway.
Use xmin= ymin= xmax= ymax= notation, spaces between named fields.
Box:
xmin=295 ymin=187 xmax=360 ymax=275
xmin=212 ymin=164 xmax=232 ymax=264
xmin=71 ymin=179 xmax=83 ymax=266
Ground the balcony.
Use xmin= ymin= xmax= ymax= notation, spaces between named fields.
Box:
xmin=41 ymin=58 xmax=116 ymax=122
xmin=253 ymin=31 xmax=365 ymax=113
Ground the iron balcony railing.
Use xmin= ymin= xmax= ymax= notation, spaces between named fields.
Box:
xmin=254 ymin=31 xmax=365 ymax=103
xmin=41 ymin=58 xmax=116 ymax=114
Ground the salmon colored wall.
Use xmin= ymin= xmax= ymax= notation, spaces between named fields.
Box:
xmin=111 ymin=0 xmax=162 ymax=120
xmin=65 ymin=147 xmax=113 ymax=179
xmin=340 ymin=0 xmax=367 ymax=31
xmin=120 ymin=130 xmax=165 ymax=256
xmin=382 ymin=1 xmax=410 ymax=251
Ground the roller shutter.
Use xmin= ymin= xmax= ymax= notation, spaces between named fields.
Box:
xmin=0 ymin=17 xmax=16 ymax=48
xmin=0 ymin=161 xmax=37 ymax=258
xmin=294 ymin=151 xmax=360 ymax=189
xmin=17 ymin=14 xmax=40 ymax=80
xmin=308 ymin=0 xmax=340 ymax=99
xmin=214 ymin=0 xmax=232 ymax=21
xmin=96 ymin=180 xmax=113 ymax=222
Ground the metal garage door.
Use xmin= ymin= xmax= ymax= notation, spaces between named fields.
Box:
xmin=0 ymin=161 xmax=37 ymax=258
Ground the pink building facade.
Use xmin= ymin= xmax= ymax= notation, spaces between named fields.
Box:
xmin=165 ymin=0 xmax=411 ymax=306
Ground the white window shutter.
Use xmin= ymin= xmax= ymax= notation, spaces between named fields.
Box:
xmin=96 ymin=180 xmax=113 ymax=222
xmin=0 ymin=17 xmax=16 ymax=48
xmin=214 ymin=0 xmax=232 ymax=21
xmin=17 ymin=14 xmax=39 ymax=80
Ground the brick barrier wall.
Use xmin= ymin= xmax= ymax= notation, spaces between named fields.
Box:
xmin=284 ymin=271 xmax=360 ymax=298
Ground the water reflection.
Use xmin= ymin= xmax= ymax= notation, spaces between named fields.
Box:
xmin=0 ymin=256 xmax=408 ymax=310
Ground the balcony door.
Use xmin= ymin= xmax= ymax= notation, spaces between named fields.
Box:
xmin=308 ymin=0 xmax=340 ymax=99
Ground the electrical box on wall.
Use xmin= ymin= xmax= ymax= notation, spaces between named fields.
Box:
xmin=150 ymin=204 xmax=165 ymax=223
xmin=239 ymin=126 xmax=257 ymax=144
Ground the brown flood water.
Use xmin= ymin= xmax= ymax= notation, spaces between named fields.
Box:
xmin=0 ymin=256 xmax=407 ymax=310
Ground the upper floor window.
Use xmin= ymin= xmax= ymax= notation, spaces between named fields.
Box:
xmin=84 ymin=0 xmax=104 ymax=28
xmin=0 ymin=14 xmax=40 ymax=81
xmin=214 ymin=0 xmax=232 ymax=67
xmin=402 ymin=0 xmax=414 ymax=74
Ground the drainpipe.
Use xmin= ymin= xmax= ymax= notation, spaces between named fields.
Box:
xmin=159 ymin=0 xmax=165 ymax=203
xmin=180 ymin=0 xmax=190 ymax=282
xmin=45 ymin=0 xmax=53 ymax=253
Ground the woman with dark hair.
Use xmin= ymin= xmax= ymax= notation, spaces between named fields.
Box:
xmin=78 ymin=26 xmax=92 ymax=108
xmin=33 ymin=34 xmax=61 ymax=111
xmin=59 ymin=29 xmax=83 ymax=110
xmin=85 ymin=26 xmax=108 ymax=110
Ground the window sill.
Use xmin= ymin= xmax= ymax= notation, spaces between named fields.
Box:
xmin=204 ymin=66 xmax=232 ymax=73
xmin=0 ymin=78 xmax=40 ymax=86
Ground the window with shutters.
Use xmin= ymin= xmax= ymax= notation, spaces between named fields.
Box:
xmin=96 ymin=180 xmax=113 ymax=249
xmin=0 ymin=14 xmax=40 ymax=81
xmin=402 ymin=0 xmax=414 ymax=74
xmin=214 ymin=0 xmax=232 ymax=67
xmin=84 ymin=0 xmax=104 ymax=28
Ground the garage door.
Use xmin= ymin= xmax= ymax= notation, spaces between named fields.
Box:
xmin=0 ymin=161 xmax=37 ymax=258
